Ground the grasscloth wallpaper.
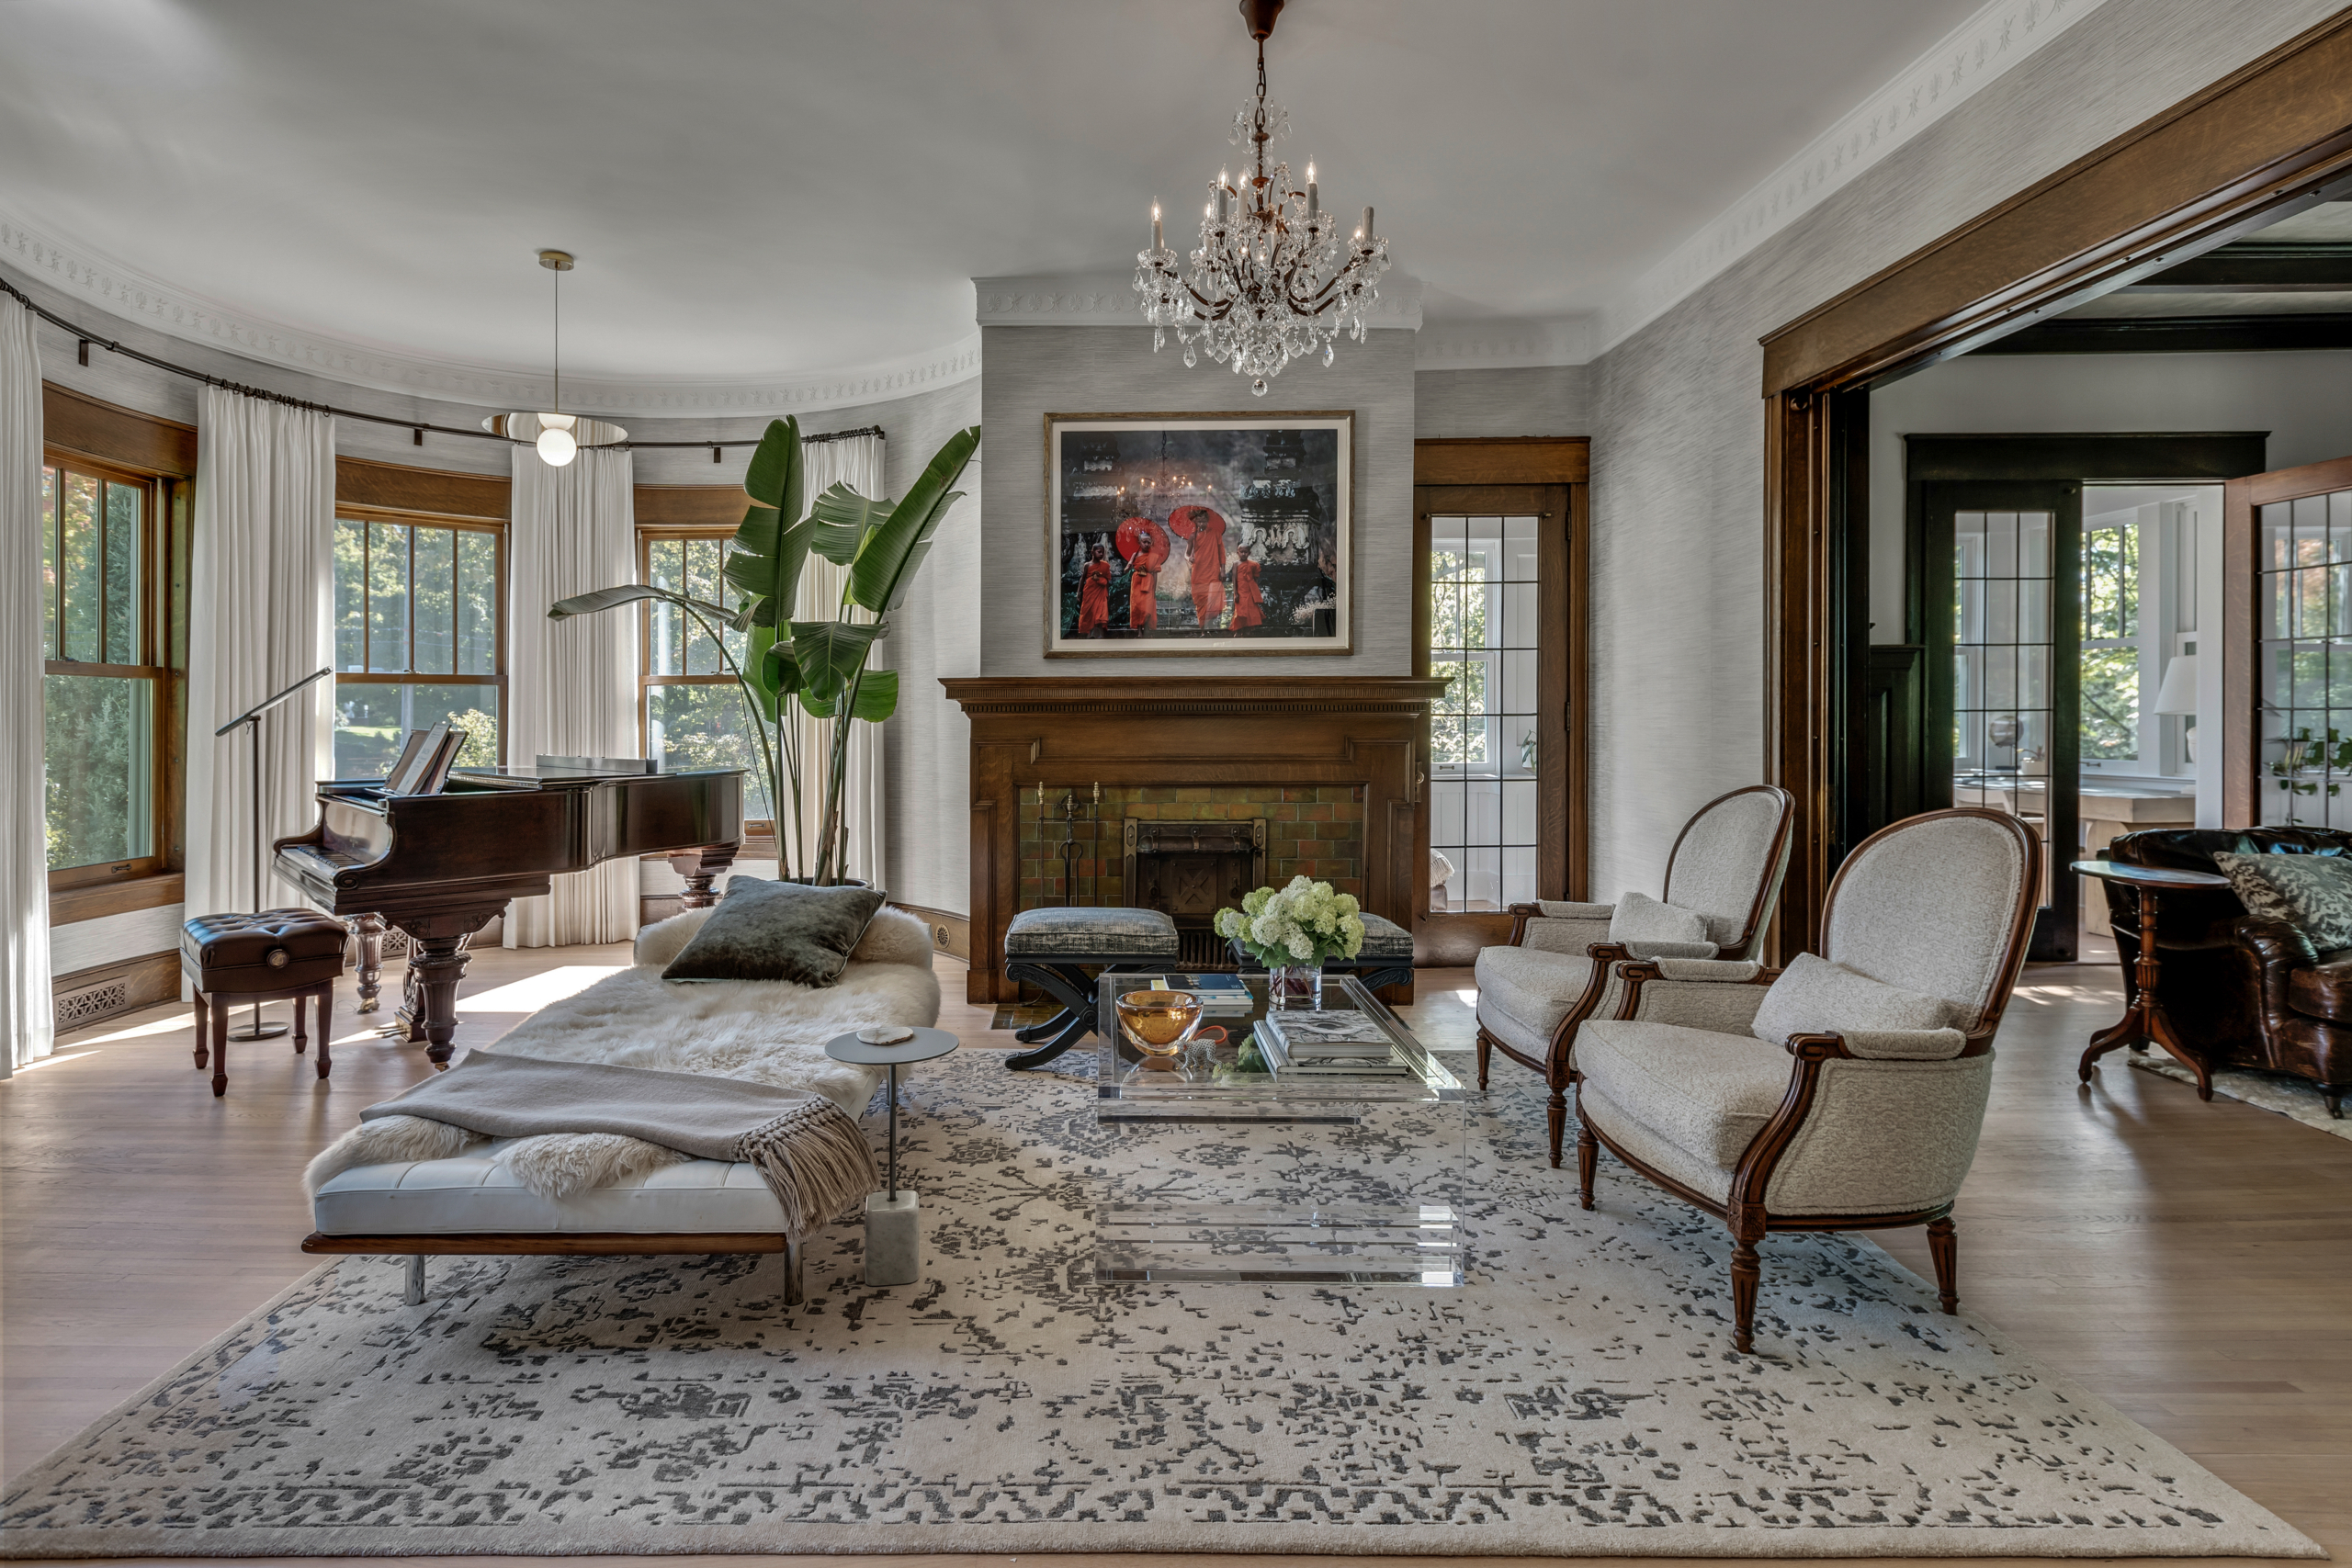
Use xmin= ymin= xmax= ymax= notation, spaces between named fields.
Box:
xmin=1585 ymin=0 xmax=2343 ymax=903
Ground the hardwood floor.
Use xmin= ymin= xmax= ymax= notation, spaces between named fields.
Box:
xmin=5 ymin=953 xmax=2348 ymax=1567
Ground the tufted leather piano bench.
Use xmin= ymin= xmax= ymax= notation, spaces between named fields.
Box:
xmin=181 ymin=908 xmax=347 ymax=1096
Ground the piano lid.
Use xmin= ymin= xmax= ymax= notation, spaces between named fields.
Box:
xmin=449 ymin=756 xmax=746 ymax=788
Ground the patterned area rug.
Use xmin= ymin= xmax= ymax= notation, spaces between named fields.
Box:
xmin=2129 ymin=1051 xmax=2352 ymax=1139
xmin=1 ymin=1052 xmax=2320 ymax=1559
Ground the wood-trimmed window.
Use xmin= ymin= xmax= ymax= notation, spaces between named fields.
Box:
xmin=638 ymin=527 xmax=772 ymax=826
xmin=332 ymin=508 xmax=504 ymax=775
xmin=42 ymin=453 xmax=171 ymax=889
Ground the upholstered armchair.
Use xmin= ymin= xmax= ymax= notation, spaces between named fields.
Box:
xmin=1474 ymin=784 xmax=1793 ymax=1166
xmin=1572 ymin=808 xmax=2039 ymax=1354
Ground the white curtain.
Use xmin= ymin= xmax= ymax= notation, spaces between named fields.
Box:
xmin=504 ymin=444 xmax=639 ymax=947
xmin=186 ymin=387 xmax=335 ymax=929
xmin=2 ymin=303 xmax=51 ymax=1073
xmin=790 ymin=431 xmax=887 ymax=887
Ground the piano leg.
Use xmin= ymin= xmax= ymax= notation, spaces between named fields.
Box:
xmin=349 ymin=913 xmax=386 ymax=1013
xmin=669 ymin=842 xmax=740 ymax=909
xmin=389 ymin=908 xmax=504 ymax=1068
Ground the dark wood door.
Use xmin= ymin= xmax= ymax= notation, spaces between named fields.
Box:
xmin=1923 ymin=479 xmax=2081 ymax=961
xmin=1411 ymin=481 xmax=1582 ymax=962
xmin=2222 ymin=453 xmax=2352 ymax=827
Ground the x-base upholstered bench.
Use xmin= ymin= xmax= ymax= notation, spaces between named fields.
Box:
xmin=1003 ymin=905 xmax=1181 ymax=1070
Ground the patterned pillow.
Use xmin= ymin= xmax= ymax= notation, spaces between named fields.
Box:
xmin=2213 ymin=852 xmax=2352 ymax=951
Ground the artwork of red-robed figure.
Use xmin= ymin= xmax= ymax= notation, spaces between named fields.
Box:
xmin=1115 ymin=515 xmax=1171 ymax=632
xmin=1074 ymin=544 xmax=1113 ymax=636
xmin=1166 ymin=504 xmax=1229 ymax=628
xmin=1230 ymin=547 xmax=1265 ymax=631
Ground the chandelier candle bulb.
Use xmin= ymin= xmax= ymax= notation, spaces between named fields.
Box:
xmin=1306 ymin=163 xmax=1317 ymax=216
xmin=1152 ymin=203 xmax=1163 ymax=250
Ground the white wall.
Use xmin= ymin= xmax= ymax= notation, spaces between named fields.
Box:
xmin=1582 ymin=0 xmax=2340 ymax=906
xmin=1868 ymin=349 xmax=2352 ymax=636
xmin=1415 ymin=366 xmax=1590 ymax=439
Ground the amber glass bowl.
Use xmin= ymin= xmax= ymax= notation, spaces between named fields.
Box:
xmin=1115 ymin=988 xmax=1203 ymax=1068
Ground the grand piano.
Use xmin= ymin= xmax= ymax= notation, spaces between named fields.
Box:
xmin=274 ymin=757 xmax=744 ymax=1066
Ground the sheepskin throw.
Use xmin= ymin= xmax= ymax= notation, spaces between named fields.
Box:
xmin=303 ymin=905 xmax=941 ymax=1213
xmin=358 ymin=1053 xmax=877 ymax=1237
xmin=664 ymin=877 xmax=888 ymax=987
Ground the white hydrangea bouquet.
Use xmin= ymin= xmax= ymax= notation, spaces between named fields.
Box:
xmin=1215 ymin=875 xmax=1365 ymax=1006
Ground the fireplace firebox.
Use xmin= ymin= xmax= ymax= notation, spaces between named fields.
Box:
xmin=1125 ymin=817 xmax=1266 ymax=969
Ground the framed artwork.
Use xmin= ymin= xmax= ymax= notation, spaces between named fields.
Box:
xmin=1044 ymin=412 xmax=1353 ymax=657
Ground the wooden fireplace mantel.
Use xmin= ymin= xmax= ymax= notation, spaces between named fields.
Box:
xmin=943 ymin=676 xmax=1446 ymax=1005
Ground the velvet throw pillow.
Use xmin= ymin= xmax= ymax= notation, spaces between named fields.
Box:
xmin=662 ymin=877 xmax=888 ymax=987
xmin=2214 ymin=851 xmax=2352 ymax=952
xmin=1751 ymin=952 xmax=1953 ymax=1046
xmin=1608 ymin=890 xmax=1711 ymax=947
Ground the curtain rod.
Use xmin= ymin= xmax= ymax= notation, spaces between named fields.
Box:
xmin=0 ymin=277 xmax=888 ymax=454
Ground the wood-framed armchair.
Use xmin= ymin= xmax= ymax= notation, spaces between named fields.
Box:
xmin=1571 ymin=808 xmax=2040 ymax=1353
xmin=1474 ymin=784 xmax=1793 ymax=1166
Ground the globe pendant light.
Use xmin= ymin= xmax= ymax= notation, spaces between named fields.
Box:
xmin=482 ymin=249 xmax=626 ymax=462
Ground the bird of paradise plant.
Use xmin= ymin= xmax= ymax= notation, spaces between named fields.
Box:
xmin=550 ymin=414 xmax=978 ymax=883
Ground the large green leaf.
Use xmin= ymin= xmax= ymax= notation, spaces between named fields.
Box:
xmin=789 ymin=618 xmax=886 ymax=702
xmin=809 ymin=482 xmax=891 ymax=565
xmin=728 ymin=418 xmax=811 ymax=629
xmin=845 ymin=425 xmax=978 ymax=615
xmin=547 ymin=583 xmax=731 ymax=623
xmin=741 ymin=417 xmax=804 ymax=521
xmin=848 ymin=667 xmax=899 ymax=723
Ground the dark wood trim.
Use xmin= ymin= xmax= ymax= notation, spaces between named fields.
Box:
xmin=334 ymin=457 xmax=508 ymax=522
xmin=40 ymin=385 xmax=196 ymax=477
xmin=1904 ymin=432 xmax=2270 ymax=482
xmin=636 ymin=486 xmax=749 ymax=528
xmin=2222 ymin=451 xmax=2352 ymax=824
xmin=1760 ymin=13 xmax=2352 ymax=393
xmin=1564 ymin=479 xmax=1590 ymax=902
xmin=1762 ymin=392 xmax=1831 ymax=961
xmin=1974 ymin=312 xmax=2352 ymax=355
xmin=50 ymin=871 xmax=183 ymax=927
xmin=1412 ymin=436 xmax=1589 ymax=486
xmin=942 ymin=676 xmax=1443 ymax=715
xmin=2135 ymin=240 xmax=2352 ymax=289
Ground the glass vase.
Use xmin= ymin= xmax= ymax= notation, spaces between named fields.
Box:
xmin=1267 ymin=963 xmax=1324 ymax=1010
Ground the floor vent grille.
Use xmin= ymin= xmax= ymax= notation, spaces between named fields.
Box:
xmin=54 ymin=978 xmax=130 ymax=1033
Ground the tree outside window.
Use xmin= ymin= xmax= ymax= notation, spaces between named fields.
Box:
xmin=2082 ymin=523 xmax=2139 ymax=761
xmin=332 ymin=515 xmax=503 ymax=775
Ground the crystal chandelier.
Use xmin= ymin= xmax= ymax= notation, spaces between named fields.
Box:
xmin=1135 ymin=0 xmax=1390 ymax=396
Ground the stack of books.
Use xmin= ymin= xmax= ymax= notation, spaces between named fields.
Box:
xmin=1254 ymin=1010 xmax=1410 ymax=1077
xmin=1128 ymin=973 xmax=1255 ymax=1019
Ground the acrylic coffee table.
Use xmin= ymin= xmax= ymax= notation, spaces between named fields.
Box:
xmin=1091 ymin=971 xmax=1467 ymax=1287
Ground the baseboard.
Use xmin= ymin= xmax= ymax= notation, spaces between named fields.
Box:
xmin=891 ymin=902 xmax=970 ymax=964
xmin=53 ymin=952 xmax=179 ymax=1035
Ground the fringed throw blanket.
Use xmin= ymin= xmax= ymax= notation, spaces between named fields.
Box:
xmin=356 ymin=1052 xmax=877 ymax=1236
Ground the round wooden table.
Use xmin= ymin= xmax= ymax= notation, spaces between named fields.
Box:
xmin=2071 ymin=858 xmax=2233 ymax=1100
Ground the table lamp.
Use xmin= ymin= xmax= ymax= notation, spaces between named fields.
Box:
xmin=2153 ymin=653 xmax=2199 ymax=762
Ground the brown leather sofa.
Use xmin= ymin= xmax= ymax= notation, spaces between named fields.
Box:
xmin=2105 ymin=828 xmax=2352 ymax=1117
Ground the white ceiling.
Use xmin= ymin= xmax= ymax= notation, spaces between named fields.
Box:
xmin=0 ymin=0 xmax=2002 ymax=402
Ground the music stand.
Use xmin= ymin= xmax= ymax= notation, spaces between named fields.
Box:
xmin=213 ymin=667 xmax=333 ymax=1042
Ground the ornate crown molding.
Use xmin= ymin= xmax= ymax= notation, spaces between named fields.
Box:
xmin=1414 ymin=317 xmax=1595 ymax=371
xmin=975 ymin=272 xmax=1425 ymax=332
xmin=0 ymin=214 xmax=981 ymax=417
xmin=1596 ymin=0 xmax=2108 ymax=356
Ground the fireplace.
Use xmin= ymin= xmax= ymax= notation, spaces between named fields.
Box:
xmin=1126 ymin=817 xmax=1266 ymax=968
xmin=943 ymin=675 xmax=1447 ymax=1004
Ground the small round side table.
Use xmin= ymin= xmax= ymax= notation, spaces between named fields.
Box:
xmin=824 ymin=1026 xmax=957 ymax=1286
xmin=2071 ymin=858 xmax=2233 ymax=1100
